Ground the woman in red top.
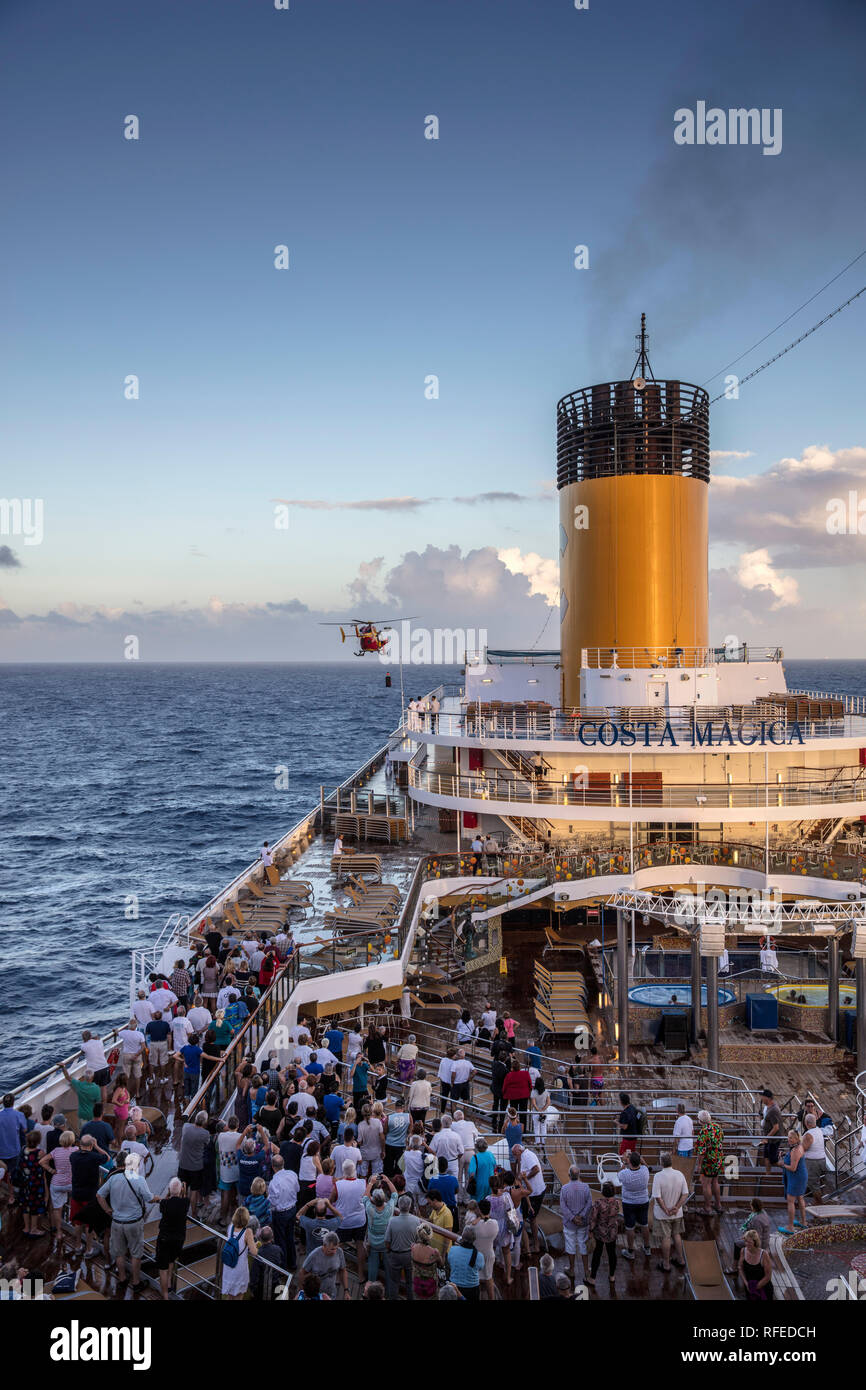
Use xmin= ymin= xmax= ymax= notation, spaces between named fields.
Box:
xmin=258 ymin=951 xmax=277 ymax=991
xmin=501 ymin=1059 xmax=532 ymax=1122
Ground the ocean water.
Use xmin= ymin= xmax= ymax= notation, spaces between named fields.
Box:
xmin=1 ymin=658 xmax=863 ymax=1088
xmin=0 ymin=662 xmax=460 ymax=1087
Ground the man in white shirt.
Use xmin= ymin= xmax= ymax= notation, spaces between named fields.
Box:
xmin=118 ymin=1021 xmax=146 ymax=1096
xmin=80 ymin=1031 xmax=111 ymax=1095
xmin=311 ymin=1045 xmax=339 ymax=1070
xmin=437 ymin=1052 xmax=456 ymax=1110
xmin=673 ymin=1104 xmax=694 ymax=1156
xmin=330 ymin=1135 xmax=359 ymax=1179
xmin=513 ymin=1144 xmax=546 ymax=1248
xmin=241 ymin=935 xmax=260 ymax=960
xmin=248 ymin=945 xmax=265 ymax=974
xmin=650 ymin=1153 xmax=690 ymax=1272
xmin=261 ymin=842 xmax=274 ymax=868
xmin=333 ymin=836 xmax=344 ymax=857
xmin=449 ymin=1051 xmax=476 ymax=1106
xmin=293 ymin=1037 xmax=313 ymax=1067
xmin=480 ymin=1004 xmax=497 ymax=1034
xmin=217 ymin=979 xmax=239 ymax=1012
xmin=293 ymin=1086 xmax=317 ymax=1118
xmin=217 ymin=1122 xmax=243 ymax=1223
xmin=451 ymin=1110 xmax=479 ymax=1191
xmin=170 ymin=1007 xmax=194 ymax=1053
xmin=268 ymin=1156 xmax=300 ymax=1270
xmin=119 ymin=1125 xmax=150 ymax=1171
xmin=429 ymin=1115 xmax=464 ymax=1178
xmin=188 ymin=998 xmax=212 ymax=1034
xmin=132 ymin=991 xmax=155 ymax=1029
xmin=149 ymin=983 xmax=178 ymax=1017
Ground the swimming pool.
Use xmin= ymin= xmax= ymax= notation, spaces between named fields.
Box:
xmin=628 ymin=984 xmax=736 ymax=1007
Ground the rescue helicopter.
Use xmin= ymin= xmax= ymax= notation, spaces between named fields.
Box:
xmin=320 ymin=617 xmax=416 ymax=656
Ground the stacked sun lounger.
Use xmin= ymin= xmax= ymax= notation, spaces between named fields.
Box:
xmin=323 ymin=878 xmax=402 ymax=934
xmin=533 ymin=961 xmax=590 ymax=1039
xmin=330 ymin=852 xmax=383 ymax=880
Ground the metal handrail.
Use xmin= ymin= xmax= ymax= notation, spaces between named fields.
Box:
xmin=407 ymin=708 xmax=866 ymax=743
xmin=582 ymin=645 xmax=783 ymax=668
xmin=181 ymin=954 xmax=302 ymax=1119
xmin=363 ymin=1010 xmax=756 ymax=1104
xmin=413 ymin=839 xmax=866 ymax=889
xmin=11 ymin=1027 xmax=125 ymax=1103
xmin=409 ymin=763 xmax=866 ymax=811
xmin=154 ymin=1213 xmax=295 ymax=1300
xmin=789 ymin=689 xmax=866 ymax=716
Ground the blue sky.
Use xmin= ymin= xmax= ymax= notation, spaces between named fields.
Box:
xmin=1 ymin=0 xmax=865 ymax=658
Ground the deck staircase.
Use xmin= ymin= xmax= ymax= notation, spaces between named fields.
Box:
xmin=791 ymin=767 xmax=866 ymax=842
xmin=491 ymin=748 xmax=552 ymax=779
xmin=500 ymin=814 xmax=555 ymax=844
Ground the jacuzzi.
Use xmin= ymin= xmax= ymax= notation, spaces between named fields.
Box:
xmin=626 ymin=981 xmax=739 ymax=1043
xmin=628 ymin=984 xmax=736 ymax=1007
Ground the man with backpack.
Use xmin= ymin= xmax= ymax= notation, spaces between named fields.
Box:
xmin=618 ymin=1091 xmax=645 ymax=1154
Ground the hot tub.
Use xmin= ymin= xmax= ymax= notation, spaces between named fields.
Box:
xmin=628 ymin=984 xmax=736 ymax=1007
xmin=626 ymin=982 xmax=739 ymax=1042
xmin=766 ymin=981 xmax=857 ymax=1033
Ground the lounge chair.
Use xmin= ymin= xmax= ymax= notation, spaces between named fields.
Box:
xmin=683 ymin=1240 xmax=734 ymax=1300
xmin=409 ymin=993 xmax=463 ymax=1017
xmin=248 ymin=877 xmax=313 ymax=904
xmin=347 ymin=875 xmax=400 ymax=902
xmin=543 ymin=926 xmax=586 ymax=959
xmin=344 ymin=885 xmax=400 ymax=912
xmin=417 ymin=982 xmax=461 ymax=1002
xmin=672 ymin=1155 xmax=697 ymax=1186
xmin=548 ymin=1148 xmax=574 ymax=1190
xmin=535 ymin=1204 xmax=564 ymax=1252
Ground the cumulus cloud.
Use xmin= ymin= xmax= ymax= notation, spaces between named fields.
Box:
xmin=347 ymin=557 xmax=388 ymax=609
xmin=0 ymin=545 xmax=21 ymax=568
xmin=497 ymin=548 xmax=559 ymax=605
xmin=735 ymin=548 xmax=799 ymax=608
xmin=710 ymin=444 xmax=866 ymax=566
xmin=0 ymin=546 xmax=553 ymax=660
xmin=707 ymin=563 xmax=860 ymax=655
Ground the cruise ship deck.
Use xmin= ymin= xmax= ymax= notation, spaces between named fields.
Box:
xmin=5 ymin=330 xmax=866 ymax=1312
xmin=6 ymin=784 xmax=866 ymax=1304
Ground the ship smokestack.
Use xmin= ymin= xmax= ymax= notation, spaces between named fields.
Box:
xmin=556 ymin=316 xmax=710 ymax=706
